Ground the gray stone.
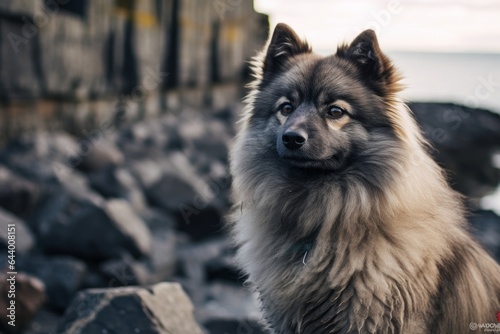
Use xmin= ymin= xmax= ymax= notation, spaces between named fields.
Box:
xmin=142 ymin=152 xmax=227 ymax=240
xmin=411 ymin=102 xmax=500 ymax=198
xmin=0 ymin=273 xmax=46 ymax=332
xmin=140 ymin=209 xmax=178 ymax=281
xmin=89 ymin=167 xmax=147 ymax=213
xmin=58 ymin=282 xmax=204 ymax=334
xmin=100 ymin=210 xmax=178 ymax=286
xmin=1 ymin=132 xmax=83 ymax=184
xmin=146 ymin=172 xmax=198 ymax=212
xmin=145 ymin=171 xmax=225 ymax=240
xmin=129 ymin=159 xmax=164 ymax=189
xmin=104 ymin=199 xmax=151 ymax=254
xmin=34 ymin=196 xmax=151 ymax=261
xmin=0 ymin=165 xmax=43 ymax=218
xmin=177 ymin=238 xmax=233 ymax=286
xmin=469 ymin=210 xmax=500 ymax=262
xmin=100 ymin=253 xmax=151 ymax=287
xmin=79 ymin=139 xmax=125 ymax=172
xmin=18 ymin=256 xmax=87 ymax=311
xmin=26 ymin=308 xmax=61 ymax=334
xmin=147 ymin=228 xmax=177 ymax=281
xmin=194 ymin=283 xmax=260 ymax=327
xmin=0 ymin=207 xmax=34 ymax=254
xmin=203 ymin=318 xmax=267 ymax=334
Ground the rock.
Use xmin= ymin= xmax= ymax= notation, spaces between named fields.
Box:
xmin=1 ymin=133 xmax=88 ymax=184
xmin=147 ymin=229 xmax=177 ymax=281
xmin=25 ymin=308 xmax=61 ymax=334
xmin=104 ymin=199 xmax=151 ymax=254
xmin=176 ymin=204 xmax=226 ymax=241
xmin=141 ymin=207 xmax=177 ymax=231
xmin=54 ymin=169 xmax=103 ymax=205
xmin=58 ymin=283 xmax=204 ymax=334
xmin=0 ymin=165 xmax=42 ymax=218
xmin=120 ymin=119 xmax=172 ymax=149
xmin=100 ymin=211 xmax=178 ymax=286
xmin=145 ymin=155 xmax=226 ymax=241
xmin=81 ymin=269 xmax=110 ymax=290
xmin=206 ymin=251 xmax=242 ymax=284
xmin=100 ymin=253 xmax=151 ymax=287
xmin=177 ymin=238 xmax=235 ymax=305
xmin=89 ymin=167 xmax=147 ymax=212
xmin=194 ymin=283 xmax=260 ymax=326
xmin=147 ymin=173 xmax=199 ymax=212
xmin=0 ymin=207 xmax=35 ymax=254
xmin=18 ymin=256 xmax=87 ymax=311
xmin=411 ymin=102 xmax=500 ymax=198
xmin=34 ymin=196 xmax=151 ymax=261
xmin=0 ymin=273 xmax=46 ymax=333
xmin=191 ymin=119 xmax=231 ymax=163
xmin=78 ymin=139 xmax=125 ymax=172
xmin=129 ymin=159 xmax=164 ymax=189
xmin=164 ymin=152 xmax=216 ymax=198
xmin=203 ymin=318 xmax=267 ymax=334
xmin=468 ymin=210 xmax=500 ymax=262
xmin=141 ymin=209 xmax=178 ymax=281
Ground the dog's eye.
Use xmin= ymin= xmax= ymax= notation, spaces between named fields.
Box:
xmin=327 ymin=106 xmax=345 ymax=119
xmin=280 ymin=103 xmax=293 ymax=115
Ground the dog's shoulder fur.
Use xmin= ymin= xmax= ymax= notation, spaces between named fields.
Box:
xmin=229 ymin=23 xmax=500 ymax=334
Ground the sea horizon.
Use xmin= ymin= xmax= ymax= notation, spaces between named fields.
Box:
xmin=316 ymin=50 xmax=500 ymax=114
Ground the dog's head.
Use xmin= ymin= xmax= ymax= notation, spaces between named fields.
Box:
xmin=244 ymin=23 xmax=407 ymax=172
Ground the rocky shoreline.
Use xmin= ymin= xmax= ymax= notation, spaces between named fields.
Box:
xmin=0 ymin=102 xmax=499 ymax=333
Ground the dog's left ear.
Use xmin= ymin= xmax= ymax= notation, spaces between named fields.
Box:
xmin=338 ymin=30 xmax=398 ymax=92
xmin=262 ymin=23 xmax=311 ymax=80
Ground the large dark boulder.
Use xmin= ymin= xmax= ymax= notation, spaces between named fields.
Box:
xmin=0 ymin=207 xmax=34 ymax=254
xmin=18 ymin=256 xmax=87 ymax=311
xmin=0 ymin=166 xmax=43 ymax=218
xmin=203 ymin=318 xmax=267 ymax=334
xmin=141 ymin=209 xmax=178 ymax=281
xmin=145 ymin=153 xmax=227 ymax=241
xmin=99 ymin=253 xmax=151 ymax=287
xmin=88 ymin=167 xmax=147 ymax=212
xmin=33 ymin=195 xmax=151 ymax=261
xmin=468 ymin=210 xmax=500 ymax=262
xmin=77 ymin=139 xmax=125 ymax=173
xmin=58 ymin=283 xmax=204 ymax=334
xmin=0 ymin=273 xmax=46 ymax=333
xmin=25 ymin=308 xmax=61 ymax=334
xmin=0 ymin=133 xmax=79 ymax=181
xmin=411 ymin=102 xmax=500 ymax=198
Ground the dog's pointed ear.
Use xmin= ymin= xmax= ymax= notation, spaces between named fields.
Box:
xmin=338 ymin=30 xmax=398 ymax=91
xmin=263 ymin=23 xmax=311 ymax=79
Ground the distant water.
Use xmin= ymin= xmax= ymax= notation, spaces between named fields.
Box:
xmin=389 ymin=51 xmax=500 ymax=114
xmin=317 ymin=50 xmax=500 ymax=113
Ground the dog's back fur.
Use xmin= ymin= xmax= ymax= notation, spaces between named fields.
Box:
xmin=229 ymin=23 xmax=500 ymax=333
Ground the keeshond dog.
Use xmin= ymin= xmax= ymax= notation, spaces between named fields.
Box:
xmin=229 ymin=23 xmax=500 ymax=333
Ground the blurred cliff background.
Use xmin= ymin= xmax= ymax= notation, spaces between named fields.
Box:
xmin=0 ymin=1 xmax=499 ymax=333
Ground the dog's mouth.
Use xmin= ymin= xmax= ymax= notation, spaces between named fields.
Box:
xmin=281 ymin=153 xmax=344 ymax=170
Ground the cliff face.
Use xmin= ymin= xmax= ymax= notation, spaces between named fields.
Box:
xmin=0 ymin=0 xmax=268 ymax=140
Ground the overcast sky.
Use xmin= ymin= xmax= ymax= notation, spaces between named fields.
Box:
xmin=254 ymin=0 xmax=500 ymax=54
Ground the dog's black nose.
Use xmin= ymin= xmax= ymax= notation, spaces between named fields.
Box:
xmin=282 ymin=130 xmax=307 ymax=150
